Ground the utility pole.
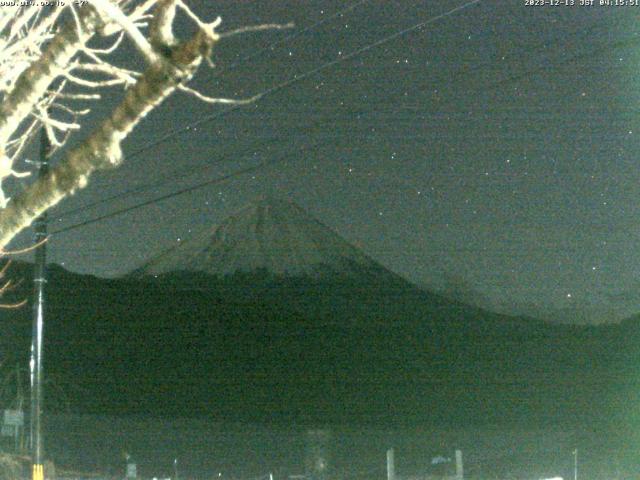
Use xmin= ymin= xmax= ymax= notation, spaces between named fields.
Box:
xmin=573 ymin=448 xmax=578 ymax=480
xmin=386 ymin=448 xmax=395 ymax=480
xmin=455 ymin=450 xmax=463 ymax=480
xmin=30 ymin=125 xmax=50 ymax=480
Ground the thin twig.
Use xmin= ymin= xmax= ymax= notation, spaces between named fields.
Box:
xmin=91 ymin=0 xmax=160 ymax=64
xmin=0 ymin=236 xmax=48 ymax=255
xmin=177 ymin=84 xmax=262 ymax=105
xmin=219 ymin=22 xmax=294 ymax=39
xmin=0 ymin=299 xmax=28 ymax=309
xmin=0 ymin=259 xmax=11 ymax=279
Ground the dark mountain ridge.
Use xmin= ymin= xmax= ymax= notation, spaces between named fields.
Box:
xmin=0 ymin=198 xmax=636 ymax=429
xmin=0 ymin=259 xmax=633 ymax=430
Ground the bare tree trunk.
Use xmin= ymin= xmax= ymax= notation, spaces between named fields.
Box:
xmin=0 ymin=27 xmax=217 ymax=249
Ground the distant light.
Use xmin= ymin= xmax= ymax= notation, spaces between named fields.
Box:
xmin=566 ymin=293 xmax=572 ymax=299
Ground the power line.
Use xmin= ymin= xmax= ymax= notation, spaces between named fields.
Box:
xmin=136 ymin=0 xmax=481 ymax=157
xmin=58 ymin=29 xmax=636 ymax=242
xmin=55 ymin=21 xmax=633 ymax=240
xmin=54 ymin=135 xmax=282 ymax=221
xmin=382 ymin=7 xmax=622 ymax=107
xmin=55 ymin=1 xmax=628 ymax=229
xmin=51 ymin=142 xmax=320 ymax=235
xmin=51 ymin=1 xmax=636 ymax=240
xmin=214 ymin=0 xmax=372 ymax=78
xmin=51 ymin=0 xmax=482 ymax=230
xmin=250 ymin=0 xmax=482 ymax=99
xmin=53 ymin=0 xmax=379 ymax=220
xmin=487 ymin=32 xmax=640 ymax=93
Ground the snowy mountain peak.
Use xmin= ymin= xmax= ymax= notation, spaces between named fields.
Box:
xmin=133 ymin=196 xmax=380 ymax=278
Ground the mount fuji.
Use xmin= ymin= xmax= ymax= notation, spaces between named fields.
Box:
xmin=133 ymin=196 xmax=395 ymax=280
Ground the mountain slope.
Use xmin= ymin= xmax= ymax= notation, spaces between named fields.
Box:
xmin=0 ymin=258 xmax=631 ymax=427
xmin=133 ymin=197 xmax=381 ymax=278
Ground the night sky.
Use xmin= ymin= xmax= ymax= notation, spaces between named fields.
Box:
xmin=8 ymin=0 xmax=640 ymax=323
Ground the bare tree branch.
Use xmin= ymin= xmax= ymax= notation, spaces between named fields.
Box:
xmin=90 ymin=0 xmax=161 ymax=64
xmin=0 ymin=5 xmax=102 ymax=149
xmin=0 ymin=17 xmax=220 ymax=248
xmin=0 ymin=0 xmax=286 ymax=251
